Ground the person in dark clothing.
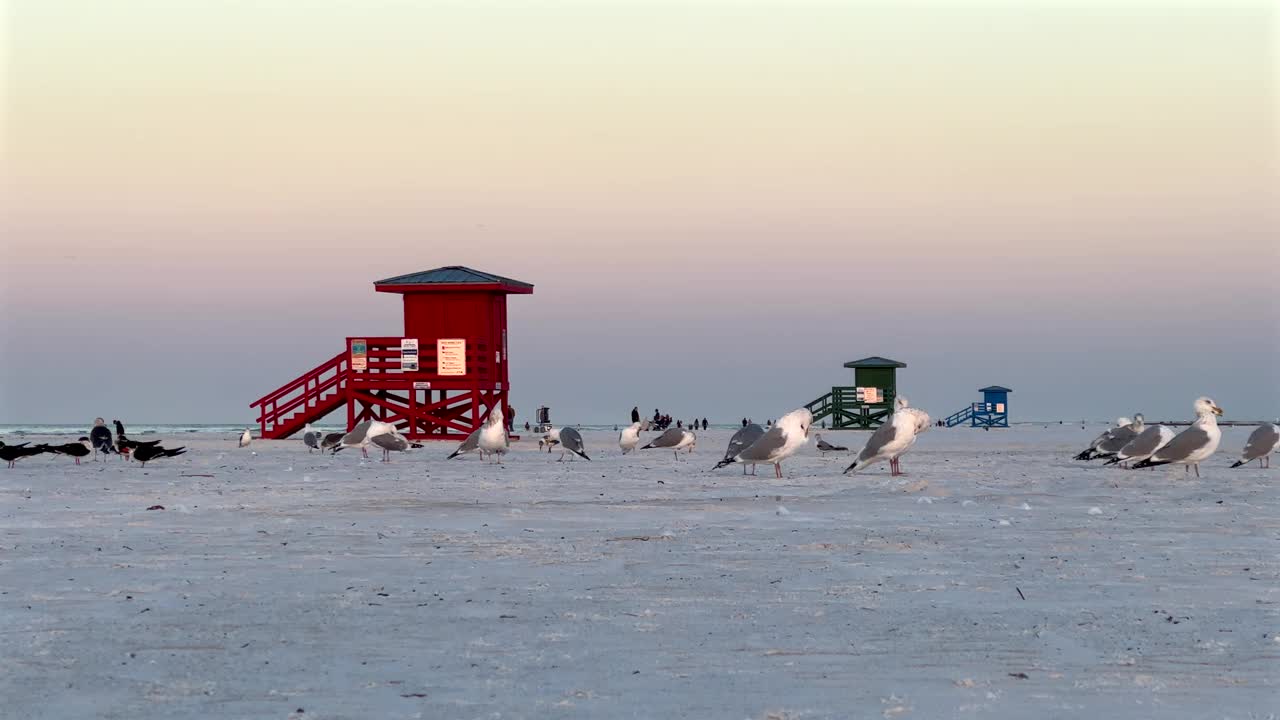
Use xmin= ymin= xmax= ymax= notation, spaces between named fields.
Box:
xmin=701 ymin=418 xmax=708 ymax=431
xmin=631 ymin=407 xmax=640 ymax=423
xmin=742 ymin=417 xmax=748 ymax=428
xmin=524 ymin=422 xmax=531 ymax=432
xmin=676 ymin=420 xmax=683 ymax=428
xmin=113 ymin=419 xmax=125 ymax=440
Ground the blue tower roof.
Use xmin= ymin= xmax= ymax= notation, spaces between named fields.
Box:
xmin=980 ymin=386 xmax=1013 ymax=393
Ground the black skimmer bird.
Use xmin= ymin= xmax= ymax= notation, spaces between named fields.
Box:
xmin=1 ymin=442 xmax=47 ymax=468
xmin=132 ymin=444 xmax=187 ymax=467
xmin=46 ymin=437 xmax=93 ymax=465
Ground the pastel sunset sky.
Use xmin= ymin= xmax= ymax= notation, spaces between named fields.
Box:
xmin=2 ymin=0 xmax=1276 ymax=424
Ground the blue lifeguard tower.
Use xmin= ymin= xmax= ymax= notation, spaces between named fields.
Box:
xmin=944 ymin=385 xmax=1011 ymax=427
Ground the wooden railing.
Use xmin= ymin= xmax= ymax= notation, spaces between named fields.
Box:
xmin=345 ymin=337 xmax=495 ymax=386
xmin=250 ymin=351 xmax=349 ymax=432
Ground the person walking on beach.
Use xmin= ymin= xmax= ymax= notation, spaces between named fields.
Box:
xmin=631 ymin=407 xmax=640 ymax=423
xmin=701 ymin=418 xmax=708 ymax=431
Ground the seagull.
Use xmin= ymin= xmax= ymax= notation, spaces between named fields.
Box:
xmin=814 ymin=433 xmax=848 ymax=456
xmin=642 ymin=427 xmax=697 ymax=460
xmin=538 ymin=426 xmax=561 ymax=453
xmin=46 ymin=437 xmax=93 ymax=465
xmin=714 ymin=423 xmax=765 ymax=474
xmin=1133 ymin=397 xmax=1224 ymax=476
xmin=89 ymin=418 xmax=116 ymax=460
xmin=368 ymin=423 xmax=410 ymax=462
xmin=477 ymin=406 xmax=509 ymax=462
xmin=333 ymin=420 xmax=373 ymax=458
xmin=132 ymin=444 xmax=187 ymax=467
xmin=1090 ymin=414 xmax=1145 ymax=461
xmin=303 ymin=424 xmax=322 ymax=453
xmin=320 ymin=432 xmax=345 ymax=452
xmin=618 ymin=422 xmax=642 ymax=455
xmin=557 ymin=427 xmax=590 ymax=461
xmin=450 ymin=408 xmax=508 ymax=462
xmin=1074 ymin=417 xmax=1135 ymax=461
xmin=844 ymin=395 xmax=930 ymax=476
xmin=239 ymin=428 xmax=253 ymax=448
xmin=1231 ymin=422 xmax=1280 ymax=468
xmin=1104 ymin=424 xmax=1176 ymax=467
xmin=723 ymin=410 xmax=812 ymax=478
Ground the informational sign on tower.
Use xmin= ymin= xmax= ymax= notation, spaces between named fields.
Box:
xmin=437 ymin=338 xmax=466 ymax=376
xmin=351 ymin=339 xmax=367 ymax=371
xmin=400 ymin=338 xmax=419 ymax=371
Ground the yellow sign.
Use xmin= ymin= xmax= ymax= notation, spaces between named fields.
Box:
xmin=437 ymin=339 xmax=466 ymax=376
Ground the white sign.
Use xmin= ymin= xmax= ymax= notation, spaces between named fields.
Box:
xmin=400 ymin=338 xmax=419 ymax=371
xmin=413 ymin=381 xmax=431 ymax=390
xmin=863 ymin=387 xmax=881 ymax=404
xmin=996 ymin=403 xmax=1005 ymax=413
xmin=437 ymin=338 xmax=466 ymax=376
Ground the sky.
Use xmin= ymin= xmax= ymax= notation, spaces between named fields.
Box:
xmin=2 ymin=0 xmax=1277 ymax=426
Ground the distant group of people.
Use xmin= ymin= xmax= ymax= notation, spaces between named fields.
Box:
xmin=632 ymin=407 xmax=708 ymax=432
xmin=740 ymin=417 xmax=775 ymax=428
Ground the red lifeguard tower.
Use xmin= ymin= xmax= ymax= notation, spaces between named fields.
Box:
xmin=250 ymin=266 xmax=533 ymax=440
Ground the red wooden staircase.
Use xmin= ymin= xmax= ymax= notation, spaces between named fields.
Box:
xmin=250 ymin=352 xmax=350 ymax=439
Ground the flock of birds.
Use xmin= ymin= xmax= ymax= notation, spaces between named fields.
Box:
xmin=5 ymin=397 xmax=1278 ymax=476
xmin=270 ymin=396 xmax=938 ymax=479
xmin=0 ymin=418 xmax=186 ymax=468
xmin=1073 ymin=396 xmax=1280 ymax=476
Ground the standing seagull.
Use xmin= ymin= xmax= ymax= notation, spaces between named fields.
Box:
xmin=1230 ymin=422 xmax=1280 ymax=468
xmin=1090 ymin=414 xmax=1145 ymax=461
xmin=239 ymin=428 xmax=253 ymax=448
xmin=367 ymin=423 xmax=410 ymax=462
xmin=844 ymin=396 xmax=930 ymax=477
xmin=1133 ymin=397 xmax=1224 ymax=476
xmin=320 ymin=432 xmax=344 ymax=452
xmin=714 ymin=423 xmax=766 ymax=474
xmin=1105 ymin=424 xmax=1176 ymax=467
xmin=333 ymin=420 xmax=374 ymax=458
xmin=642 ymin=427 xmax=697 ymax=460
xmin=722 ymin=410 xmax=812 ymax=478
xmin=618 ymin=422 xmax=642 ymax=455
xmin=538 ymin=426 xmax=561 ymax=453
xmin=557 ymin=427 xmax=591 ymax=461
xmin=1074 ymin=417 xmax=1132 ymax=461
xmin=89 ymin=418 xmax=116 ymax=460
xmin=302 ymin=424 xmax=322 ymax=453
xmin=814 ymin=433 xmax=848 ymax=457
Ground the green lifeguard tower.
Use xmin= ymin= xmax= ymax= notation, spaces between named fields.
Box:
xmin=804 ymin=356 xmax=906 ymax=429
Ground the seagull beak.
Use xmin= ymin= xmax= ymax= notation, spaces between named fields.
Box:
xmin=1212 ymin=405 xmax=1224 ymax=416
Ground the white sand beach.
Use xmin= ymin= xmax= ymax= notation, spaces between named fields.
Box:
xmin=2 ymin=425 xmax=1276 ymax=719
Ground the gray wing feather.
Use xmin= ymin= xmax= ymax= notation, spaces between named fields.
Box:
xmin=560 ymin=427 xmax=584 ymax=452
xmin=736 ymin=427 xmax=787 ymax=462
xmin=342 ymin=420 xmax=372 ymax=445
xmin=1119 ymin=426 xmax=1162 ymax=458
xmin=724 ymin=425 xmax=765 ymax=460
xmin=646 ymin=428 xmax=685 ymax=448
xmin=456 ymin=428 xmax=481 ymax=452
xmin=1098 ymin=425 xmax=1139 ymax=453
xmin=1241 ymin=424 xmax=1280 ymax=461
xmin=1152 ymin=426 xmax=1210 ymax=462
xmin=371 ymin=433 xmax=409 ymax=452
xmin=859 ymin=421 xmax=901 ymax=462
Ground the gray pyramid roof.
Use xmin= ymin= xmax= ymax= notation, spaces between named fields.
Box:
xmin=843 ymin=356 xmax=907 ymax=369
xmin=374 ymin=266 xmax=533 ymax=291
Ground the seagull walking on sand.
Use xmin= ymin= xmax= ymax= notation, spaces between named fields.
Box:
xmin=618 ymin=422 xmax=642 ymax=455
xmin=1133 ymin=397 xmax=1223 ymax=476
xmin=844 ymin=396 xmax=930 ymax=477
xmin=538 ymin=426 xmax=561 ymax=453
xmin=714 ymin=423 xmax=765 ymax=474
xmin=1231 ymin=422 xmax=1279 ymax=468
xmin=642 ymin=427 xmax=697 ymax=460
xmin=557 ymin=427 xmax=591 ymax=461
xmin=719 ymin=410 xmax=812 ymax=478
xmin=814 ymin=433 xmax=848 ymax=456
xmin=1104 ymin=423 xmax=1175 ymax=468
xmin=303 ymin=424 xmax=322 ymax=453
xmin=451 ymin=407 xmax=508 ymax=462
xmin=239 ymin=428 xmax=253 ymax=448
